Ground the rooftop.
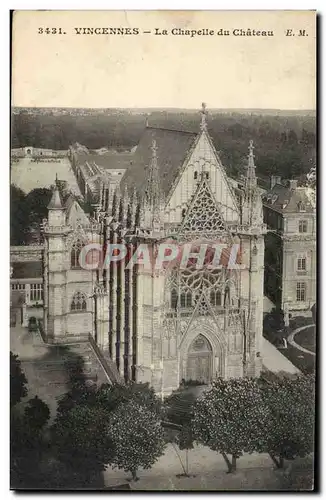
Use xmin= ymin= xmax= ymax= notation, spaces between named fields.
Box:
xmin=262 ymin=182 xmax=315 ymax=213
xmin=11 ymin=261 xmax=43 ymax=279
xmin=121 ymin=126 xmax=197 ymax=196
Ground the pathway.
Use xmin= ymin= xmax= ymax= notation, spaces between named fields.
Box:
xmin=287 ymin=325 xmax=315 ymax=356
xmin=103 ymin=443 xmax=313 ymax=491
xmin=10 ymin=321 xmax=110 ymax=421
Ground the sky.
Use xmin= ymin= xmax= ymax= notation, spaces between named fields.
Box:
xmin=12 ymin=10 xmax=316 ymax=110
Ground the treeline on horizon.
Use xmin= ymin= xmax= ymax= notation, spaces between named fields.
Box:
xmin=11 ymin=110 xmax=316 ymax=182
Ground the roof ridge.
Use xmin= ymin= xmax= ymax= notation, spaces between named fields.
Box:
xmin=146 ymin=126 xmax=196 ymax=136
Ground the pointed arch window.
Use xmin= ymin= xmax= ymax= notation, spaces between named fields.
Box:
xmin=71 ymin=291 xmax=87 ymax=312
xmin=194 ymin=171 xmax=198 ymax=180
xmin=180 ymin=291 xmax=192 ymax=308
xmin=210 ymin=290 xmax=222 ymax=307
xmin=170 ymin=289 xmax=178 ymax=309
xmin=71 ymin=239 xmax=84 ymax=269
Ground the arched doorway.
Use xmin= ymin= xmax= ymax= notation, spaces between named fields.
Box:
xmin=186 ymin=334 xmax=212 ymax=384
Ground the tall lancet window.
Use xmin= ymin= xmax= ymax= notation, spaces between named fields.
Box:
xmin=71 ymin=239 xmax=84 ymax=269
xmin=71 ymin=292 xmax=87 ymax=312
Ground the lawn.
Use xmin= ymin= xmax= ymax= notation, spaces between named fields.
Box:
xmin=295 ymin=326 xmax=316 ymax=353
xmin=263 ymin=314 xmax=315 ymax=375
xmin=11 ymin=157 xmax=81 ymax=195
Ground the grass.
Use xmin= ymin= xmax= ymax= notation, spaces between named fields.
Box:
xmin=263 ymin=315 xmax=315 ymax=374
xmin=278 ymin=343 xmax=315 ymax=374
xmin=295 ymin=326 xmax=316 ymax=353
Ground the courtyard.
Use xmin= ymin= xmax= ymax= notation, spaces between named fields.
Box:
xmin=11 ymin=157 xmax=81 ymax=196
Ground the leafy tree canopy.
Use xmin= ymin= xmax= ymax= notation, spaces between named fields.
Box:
xmin=10 ymin=351 xmax=28 ymax=407
xmin=108 ymin=400 xmax=166 ymax=480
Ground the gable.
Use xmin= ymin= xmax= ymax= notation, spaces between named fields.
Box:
xmin=166 ymin=131 xmax=240 ymax=225
xmin=180 ymin=176 xmax=226 ymax=234
xmin=66 ymin=200 xmax=90 ymax=227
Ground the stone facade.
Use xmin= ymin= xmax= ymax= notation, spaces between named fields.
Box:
xmin=263 ymin=178 xmax=316 ymax=315
xmin=42 ymin=110 xmax=266 ymax=394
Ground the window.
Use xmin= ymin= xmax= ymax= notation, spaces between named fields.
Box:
xmin=30 ymin=284 xmax=43 ymax=301
xmin=194 ymin=171 xmax=198 ymax=180
xmin=205 ymin=172 xmax=209 ymax=180
xmin=11 ymin=284 xmax=26 ymax=291
xmin=71 ymin=292 xmax=87 ymax=312
xmin=180 ymin=291 xmax=192 ymax=308
xmin=171 ymin=289 xmax=178 ymax=309
xmin=297 ymin=201 xmax=306 ymax=212
xmin=299 ymin=220 xmax=308 ymax=233
xmin=181 ymin=208 xmax=186 ymax=218
xmin=296 ymin=282 xmax=306 ymax=302
xmin=71 ymin=240 xmax=84 ymax=268
xmin=297 ymin=258 xmax=306 ymax=272
xmin=210 ymin=290 xmax=222 ymax=307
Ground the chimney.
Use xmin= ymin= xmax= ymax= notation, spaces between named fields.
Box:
xmin=289 ymin=179 xmax=298 ymax=190
xmin=270 ymin=176 xmax=281 ymax=189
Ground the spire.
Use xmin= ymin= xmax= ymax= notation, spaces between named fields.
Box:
xmin=47 ymin=183 xmax=64 ymax=210
xmin=111 ymin=184 xmax=120 ymax=218
xmin=146 ymin=139 xmax=161 ymax=205
xmin=245 ymin=140 xmax=257 ymax=190
xmin=99 ymin=180 xmax=105 ymax=209
xmin=119 ymin=184 xmax=129 ymax=222
xmin=200 ymin=102 xmax=207 ymax=132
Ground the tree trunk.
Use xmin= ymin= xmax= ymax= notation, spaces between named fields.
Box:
xmin=131 ymin=469 xmax=138 ymax=481
xmin=231 ymin=455 xmax=237 ymax=472
xmin=221 ymin=452 xmax=233 ymax=473
xmin=186 ymin=449 xmax=189 ymax=476
xmin=269 ymin=453 xmax=285 ymax=469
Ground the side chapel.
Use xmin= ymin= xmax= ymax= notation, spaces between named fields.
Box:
xmin=43 ymin=104 xmax=266 ymax=394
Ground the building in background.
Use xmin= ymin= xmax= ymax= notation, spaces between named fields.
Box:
xmin=263 ymin=176 xmax=316 ymax=316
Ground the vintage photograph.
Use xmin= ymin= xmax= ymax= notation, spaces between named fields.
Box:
xmin=10 ymin=10 xmax=316 ymax=491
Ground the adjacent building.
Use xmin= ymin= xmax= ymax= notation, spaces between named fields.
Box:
xmin=263 ymin=176 xmax=316 ymax=316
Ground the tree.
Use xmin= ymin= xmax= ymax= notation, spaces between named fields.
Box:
xmin=25 ymin=187 xmax=52 ymax=226
xmin=10 ymin=185 xmax=29 ymax=245
xmin=109 ymin=400 xmax=166 ymax=481
xmin=51 ymin=404 xmax=114 ymax=485
xmin=192 ymin=378 xmax=268 ymax=473
xmin=11 ymin=396 xmax=50 ymax=488
xmin=10 ymin=351 xmax=28 ymax=407
xmin=24 ymin=395 xmax=50 ymax=432
xmin=261 ymin=374 xmax=315 ymax=469
xmin=56 ymin=380 xmax=162 ymax=420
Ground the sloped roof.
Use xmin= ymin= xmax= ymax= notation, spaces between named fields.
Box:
xmin=76 ymin=152 xmax=133 ymax=172
xmin=64 ymin=194 xmax=90 ymax=226
xmin=47 ymin=187 xmax=64 ymax=209
xmin=121 ymin=127 xmax=197 ymax=196
xmin=11 ymin=261 xmax=42 ymax=279
xmin=263 ymin=183 xmax=315 ymax=213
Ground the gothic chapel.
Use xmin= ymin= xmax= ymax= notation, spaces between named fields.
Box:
xmin=43 ymin=105 xmax=266 ymax=394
